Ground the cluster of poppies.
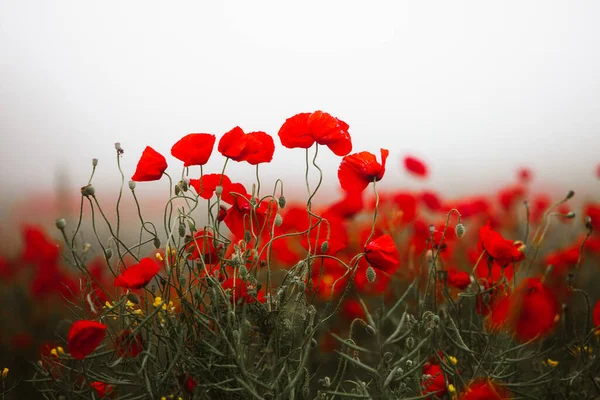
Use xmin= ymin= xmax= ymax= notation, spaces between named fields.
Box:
xmin=2 ymin=110 xmax=600 ymax=399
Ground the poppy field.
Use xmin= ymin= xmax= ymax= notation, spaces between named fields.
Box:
xmin=2 ymin=110 xmax=600 ymax=399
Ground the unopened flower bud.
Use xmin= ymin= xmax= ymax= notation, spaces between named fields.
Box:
xmin=126 ymin=293 xmax=140 ymax=304
xmin=128 ymin=180 xmax=136 ymax=190
xmin=179 ymin=222 xmax=186 ymax=237
xmin=105 ymin=248 xmax=113 ymax=260
xmin=217 ymin=205 xmax=227 ymax=222
xmin=274 ymin=214 xmax=283 ymax=227
xmin=92 ymin=158 xmax=98 ymax=167
xmin=278 ymin=195 xmax=286 ymax=209
xmin=585 ymin=216 xmax=594 ymax=230
xmin=455 ymin=223 xmax=466 ymax=238
xmin=182 ymin=177 xmax=190 ymax=192
xmin=406 ymin=337 xmax=415 ymax=349
xmin=215 ymin=185 xmax=223 ymax=197
xmin=55 ymin=218 xmax=66 ymax=230
xmin=1 ymin=367 xmax=8 ymax=380
xmin=114 ymin=142 xmax=122 ymax=151
xmin=566 ymin=190 xmax=575 ymax=200
xmin=320 ymin=241 xmax=329 ymax=254
xmin=366 ymin=266 xmax=376 ymax=283
xmin=153 ymin=237 xmax=161 ymax=249
xmin=429 ymin=224 xmax=435 ymax=234
xmin=565 ymin=212 xmax=576 ymax=219
xmin=81 ymin=184 xmax=95 ymax=197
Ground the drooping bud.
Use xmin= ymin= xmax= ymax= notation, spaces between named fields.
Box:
xmin=585 ymin=216 xmax=594 ymax=231
xmin=217 ymin=205 xmax=227 ymax=222
xmin=320 ymin=241 xmax=329 ymax=254
xmin=128 ymin=180 xmax=136 ymax=190
xmin=178 ymin=222 xmax=186 ymax=237
xmin=274 ymin=213 xmax=283 ymax=227
xmin=55 ymin=218 xmax=66 ymax=230
xmin=278 ymin=195 xmax=286 ymax=209
xmin=104 ymin=248 xmax=113 ymax=260
xmin=366 ymin=266 xmax=376 ymax=283
xmin=81 ymin=184 xmax=95 ymax=197
xmin=153 ymin=237 xmax=161 ymax=249
xmin=565 ymin=212 xmax=576 ymax=219
xmin=126 ymin=293 xmax=140 ymax=305
xmin=114 ymin=142 xmax=124 ymax=155
xmin=566 ymin=190 xmax=575 ymax=200
xmin=215 ymin=185 xmax=223 ymax=197
xmin=182 ymin=177 xmax=190 ymax=192
xmin=92 ymin=158 xmax=98 ymax=167
xmin=455 ymin=223 xmax=466 ymax=238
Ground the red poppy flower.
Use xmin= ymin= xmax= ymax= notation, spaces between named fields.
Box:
xmin=420 ymin=190 xmax=442 ymax=211
xmin=181 ymin=374 xmax=198 ymax=395
xmin=115 ymin=329 xmax=144 ymax=358
xmin=218 ymin=127 xmax=275 ymax=163
xmin=364 ymin=234 xmax=400 ymax=275
xmin=422 ymin=363 xmax=446 ymax=398
xmin=171 ymin=133 xmax=216 ymax=167
xmin=190 ymin=174 xmax=232 ymax=200
xmin=518 ymin=167 xmax=532 ymax=182
xmin=498 ymin=185 xmax=526 ymax=212
xmin=278 ymin=111 xmax=352 ymax=156
xmin=131 ymin=146 xmax=168 ymax=182
xmin=391 ymin=192 xmax=418 ymax=224
xmin=221 ymin=277 xmax=264 ymax=305
xmin=340 ymin=299 xmax=366 ymax=321
xmin=448 ymin=268 xmax=471 ymax=290
xmin=403 ymin=155 xmax=428 ymax=178
xmin=91 ymin=381 xmax=114 ymax=398
xmin=458 ymin=378 xmax=511 ymax=400
xmin=21 ymin=225 xmax=60 ymax=266
xmin=338 ymin=148 xmax=389 ymax=193
xmin=487 ymin=277 xmax=559 ymax=342
xmin=68 ymin=320 xmax=107 ymax=360
xmin=478 ymin=223 xmax=525 ymax=268
xmin=114 ymin=257 xmax=160 ymax=290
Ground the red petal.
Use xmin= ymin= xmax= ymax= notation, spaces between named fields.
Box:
xmin=403 ymin=155 xmax=428 ymax=178
xmin=243 ymin=131 xmax=275 ymax=165
xmin=278 ymin=113 xmax=315 ymax=149
xmin=131 ymin=146 xmax=168 ymax=182
xmin=68 ymin=320 xmax=107 ymax=360
xmin=171 ymin=133 xmax=216 ymax=167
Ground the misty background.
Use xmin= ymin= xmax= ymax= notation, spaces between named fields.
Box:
xmin=1 ymin=1 xmax=599 ymax=235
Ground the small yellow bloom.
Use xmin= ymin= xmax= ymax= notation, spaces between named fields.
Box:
xmin=447 ymin=355 xmax=458 ymax=366
xmin=448 ymin=384 xmax=457 ymax=400
xmin=1 ymin=367 xmax=8 ymax=380
xmin=156 ymin=252 xmax=164 ymax=261
xmin=545 ymin=358 xmax=559 ymax=367
xmin=50 ymin=346 xmax=65 ymax=358
xmin=153 ymin=297 xmax=163 ymax=308
xmin=160 ymin=397 xmax=167 ymax=400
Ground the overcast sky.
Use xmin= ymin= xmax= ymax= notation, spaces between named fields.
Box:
xmin=1 ymin=1 xmax=599 ymax=210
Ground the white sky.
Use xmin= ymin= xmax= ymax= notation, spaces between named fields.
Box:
xmin=1 ymin=1 xmax=600 ymax=208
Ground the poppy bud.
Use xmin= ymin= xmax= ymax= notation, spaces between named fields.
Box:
xmin=565 ymin=212 xmax=576 ymax=219
xmin=179 ymin=222 xmax=186 ymax=237
xmin=217 ymin=205 xmax=227 ymax=222
xmin=244 ymin=230 xmax=251 ymax=244
xmin=274 ymin=214 xmax=283 ymax=227
xmin=585 ymin=216 xmax=594 ymax=230
xmin=175 ymin=185 xmax=181 ymax=196
xmin=81 ymin=184 xmax=95 ymax=197
xmin=215 ymin=185 xmax=223 ymax=197
xmin=126 ymin=293 xmax=140 ymax=305
xmin=128 ymin=181 xmax=136 ymax=190
xmin=321 ymin=241 xmax=329 ymax=253
xmin=566 ymin=190 xmax=575 ymax=200
xmin=114 ymin=142 xmax=122 ymax=151
xmin=366 ymin=266 xmax=376 ymax=283
xmin=429 ymin=224 xmax=435 ymax=235
xmin=55 ymin=218 xmax=66 ymax=230
xmin=92 ymin=158 xmax=98 ymax=167
xmin=105 ymin=248 xmax=113 ymax=260
xmin=182 ymin=177 xmax=190 ymax=192
xmin=153 ymin=237 xmax=161 ymax=249
xmin=406 ymin=337 xmax=415 ymax=349
xmin=455 ymin=223 xmax=466 ymax=238
xmin=278 ymin=195 xmax=286 ymax=209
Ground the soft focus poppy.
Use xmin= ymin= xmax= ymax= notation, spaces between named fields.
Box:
xmin=447 ymin=268 xmax=471 ymax=290
xmin=115 ymin=329 xmax=144 ymax=358
xmin=114 ymin=257 xmax=160 ymax=290
xmin=338 ymin=149 xmax=389 ymax=193
xmin=498 ymin=185 xmax=526 ymax=212
xmin=218 ymin=127 xmax=275 ymax=164
xmin=68 ymin=320 xmax=107 ymax=360
xmin=458 ymin=378 xmax=511 ymax=400
xmin=171 ymin=133 xmax=216 ymax=167
xmin=422 ymin=363 xmax=446 ymax=398
xmin=221 ymin=277 xmax=263 ymax=305
xmin=518 ymin=167 xmax=532 ymax=183
xmin=403 ymin=155 xmax=428 ymax=178
xmin=364 ymin=234 xmax=400 ymax=275
xmin=21 ymin=225 xmax=60 ymax=266
xmin=278 ymin=111 xmax=352 ymax=156
xmin=131 ymin=146 xmax=168 ymax=182
xmin=487 ymin=277 xmax=559 ymax=342
xmin=391 ymin=192 xmax=418 ymax=224
xmin=478 ymin=222 xmax=525 ymax=267
xmin=186 ymin=230 xmax=218 ymax=265
xmin=90 ymin=381 xmax=114 ymax=398
xmin=420 ymin=190 xmax=442 ymax=212
xmin=340 ymin=299 xmax=366 ymax=321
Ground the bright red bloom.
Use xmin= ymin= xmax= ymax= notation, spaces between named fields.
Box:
xmin=131 ymin=146 xmax=168 ymax=182
xmin=391 ymin=192 xmax=418 ymax=224
xmin=478 ymin=223 xmax=525 ymax=267
xmin=68 ymin=320 xmax=107 ymax=360
xmin=221 ymin=277 xmax=264 ymax=305
xmin=218 ymin=127 xmax=275 ymax=163
xmin=420 ymin=190 xmax=442 ymax=211
xmin=487 ymin=277 xmax=559 ymax=342
xmin=300 ymin=211 xmax=348 ymax=256
xmin=447 ymin=268 xmax=471 ymax=290
xmin=340 ymin=299 xmax=366 ymax=321
xmin=171 ymin=133 xmax=216 ymax=167
xmin=364 ymin=234 xmax=400 ymax=275
xmin=518 ymin=167 xmax=532 ymax=182
xmin=498 ymin=185 xmax=526 ymax=212
xmin=181 ymin=374 xmax=198 ymax=395
xmin=278 ymin=111 xmax=352 ymax=156
xmin=115 ymin=329 xmax=144 ymax=358
xmin=91 ymin=381 xmax=114 ymax=398
xmin=403 ymin=155 xmax=428 ymax=178
xmin=422 ymin=363 xmax=446 ymax=398
xmin=458 ymin=378 xmax=511 ymax=400
xmin=338 ymin=149 xmax=389 ymax=193
xmin=114 ymin=257 xmax=160 ymax=290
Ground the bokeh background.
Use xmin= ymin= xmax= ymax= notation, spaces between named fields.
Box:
xmin=1 ymin=0 xmax=599 ymax=237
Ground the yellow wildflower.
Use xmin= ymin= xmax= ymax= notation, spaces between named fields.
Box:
xmin=1 ymin=367 xmax=8 ymax=380
xmin=544 ymin=358 xmax=559 ymax=367
xmin=50 ymin=346 xmax=65 ymax=358
xmin=448 ymin=383 xmax=457 ymax=400
xmin=447 ymin=355 xmax=458 ymax=366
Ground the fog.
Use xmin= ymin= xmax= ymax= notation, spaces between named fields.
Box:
xmin=1 ymin=0 xmax=599 ymax=223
